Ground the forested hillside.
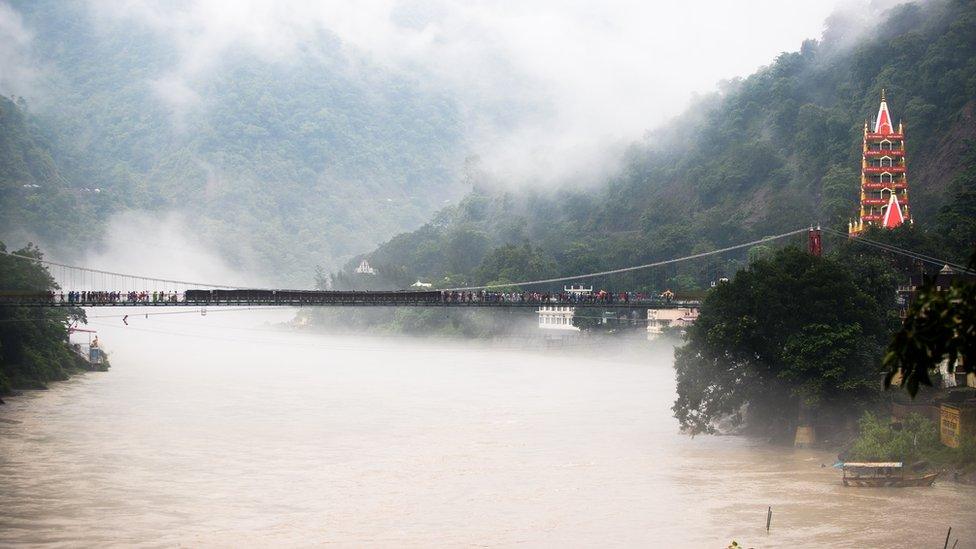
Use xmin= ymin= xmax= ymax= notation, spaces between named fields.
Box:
xmin=1 ymin=0 xmax=468 ymax=284
xmin=348 ymin=0 xmax=976 ymax=292
xmin=0 ymin=96 xmax=101 ymax=244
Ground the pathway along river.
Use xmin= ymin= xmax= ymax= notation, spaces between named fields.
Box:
xmin=1 ymin=310 xmax=974 ymax=547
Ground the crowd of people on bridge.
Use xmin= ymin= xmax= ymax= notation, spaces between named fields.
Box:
xmin=27 ymin=288 xmax=688 ymax=306
xmin=440 ymin=290 xmax=659 ymax=304
xmin=58 ymin=290 xmax=181 ymax=304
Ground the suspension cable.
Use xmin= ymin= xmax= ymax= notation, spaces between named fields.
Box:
xmin=8 ymin=225 xmax=963 ymax=294
xmin=821 ymin=227 xmax=975 ymax=274
xmin=445 ymin=227 xmax=810 ymax=290
xmin=0 ymin=249 xmax=245 ymax=289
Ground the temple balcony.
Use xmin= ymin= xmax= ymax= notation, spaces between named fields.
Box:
xmin=863 ymin=166 xmax=906 ymax=174
xmin=862 ymin=197 xmax=908 ymax=206
xmin=863 ymin=182 xmax=907 ymax=190
xmin=866 ymin=132 xmax=904 ymax=140
xmin=864 ymin=149 xmax=904 ymax=157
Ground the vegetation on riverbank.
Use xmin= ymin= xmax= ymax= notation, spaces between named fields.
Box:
xmin=0 ymin=242 xmax=93 ymax=396
xmin=672 ymin=246 xmax=898 ymax=438
xmin=850 ymin=412 xmax=976 ymax=472
xmin=883 ymin=251 xmax=976 ymax=396
xmin=672 ymin=214 xmax=975 ymax=438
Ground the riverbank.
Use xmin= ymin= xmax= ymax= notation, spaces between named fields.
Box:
xmin=1 ymin=342 xmax=110 ymax=401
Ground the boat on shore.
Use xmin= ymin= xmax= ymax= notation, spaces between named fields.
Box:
xmin=841 ymin=462 xmax=939 ymax=487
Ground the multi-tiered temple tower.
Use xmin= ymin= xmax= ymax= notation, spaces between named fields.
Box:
xmin=849 ymin=90 xmax=911 ymax=236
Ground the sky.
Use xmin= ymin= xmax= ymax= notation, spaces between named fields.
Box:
xmin=21 ymin=0 xmax=855 ymax=185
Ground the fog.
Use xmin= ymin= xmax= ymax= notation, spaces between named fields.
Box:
xmin=1 ymin=0 xmax=864 ymax=186
xmin=34 ymin=210 xmax=269 ymax=290
xmin=0 ymin=2 xmax=34 ymax=98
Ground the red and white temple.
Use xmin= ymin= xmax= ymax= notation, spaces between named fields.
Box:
xmin=849 ymin=89 xmax=912 ymax=236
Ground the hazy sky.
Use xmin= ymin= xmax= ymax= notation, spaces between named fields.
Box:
xmin=3 ymin=0 xmax=856 ymax=184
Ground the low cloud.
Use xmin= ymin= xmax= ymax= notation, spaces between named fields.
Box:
xmin=0 ymin=1 xmax=38 ymax=98
xmin=73 ymin=211 xmax=267 ymax=290
xmin=76 ymin=1 xmax=853 ymax=186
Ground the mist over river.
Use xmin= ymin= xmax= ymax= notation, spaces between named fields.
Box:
xmin=1 ymin=310 xmax=974 ymax=547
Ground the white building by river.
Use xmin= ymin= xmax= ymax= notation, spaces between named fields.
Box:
xmin=537 ymin=306 xmax=579 ymax=331
xmin=537 ymin=285 xmax=593 ymax=332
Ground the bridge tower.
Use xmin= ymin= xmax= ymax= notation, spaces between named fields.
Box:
xmin=807 ymin=226 xmax=822 ymax=256
xmin=849 ymin=89 xmax=912 ymax=236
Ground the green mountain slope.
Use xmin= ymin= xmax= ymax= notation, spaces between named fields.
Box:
xmin=350 ymin=0 xmax=976 ymax=292
xmin=0 ymin=96 xmax=102 ymax=243
xmin=1 ymin=0 xmax=468 ymax=283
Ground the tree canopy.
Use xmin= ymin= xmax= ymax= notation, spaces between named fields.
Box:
xmin=0 ymin=242 xmax=89 ymax=394
xmin=672 ymin=247 xmax=896 ymax=435
xmin=883 ymin=254 xmax=976 ymax=396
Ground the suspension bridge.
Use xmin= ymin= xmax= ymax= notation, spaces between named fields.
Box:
xmin=0 ymin=226 xmax=969 ymax=310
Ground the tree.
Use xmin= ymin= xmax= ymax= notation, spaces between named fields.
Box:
xmin=850 ymin=412 xmax=940 ymax=464
xmin=0 ymin=242 xmax=88 ymax=394
xmin=935 ymin=153 xmax=976 ymax=263
xmin=883 ymin=255 xmax=976 ymax=396
xmin=819 ymin=164 xmax=859 ymax=227
xmin=673 ymin=247 xmax=893 ymax=435
xmin=475 ymin=243 xmax=556 ymax=287
xmin=313 ymin=264 xmax=330 ymax=290
xmin=444 ymin=227 xmax=490 ymax=274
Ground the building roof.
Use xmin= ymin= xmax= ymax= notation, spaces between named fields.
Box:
xmin=882 ymin=193 xmax=905 ymax=228
xmin=843 ymin=462 xmax=903 ymax=468
xmin=874 ymin=89 xmax=893 ymax=135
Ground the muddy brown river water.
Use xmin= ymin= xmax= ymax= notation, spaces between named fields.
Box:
xmin=1 ymin=310 xmax=974 ymax=547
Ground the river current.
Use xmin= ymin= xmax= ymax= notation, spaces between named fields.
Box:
xmin=1 ymin=310 xmax=974 ymax=547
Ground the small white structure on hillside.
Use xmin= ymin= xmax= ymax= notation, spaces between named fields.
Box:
xmin=538 ymin=306 xmax=579 ymax=331
xmin=411 ymin=280 xmax=432 ymax=288
xmin=355 ymin=259 xmax=376 ymax=275
xmin=647 ymin=307 xmax=699 ymax=339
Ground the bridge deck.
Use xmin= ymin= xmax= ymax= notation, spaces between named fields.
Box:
xmin=9 ymin=299 xmax=699 ymax=309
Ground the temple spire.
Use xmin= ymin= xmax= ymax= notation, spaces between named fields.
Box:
xmin=874 ymin=89 xmax=893 ymax=135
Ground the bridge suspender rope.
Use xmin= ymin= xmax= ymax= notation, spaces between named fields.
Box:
xmin=444 ymin=227 xmax=811 ymax=291
xmin=0 ymin=249 xmax=245 ymax=290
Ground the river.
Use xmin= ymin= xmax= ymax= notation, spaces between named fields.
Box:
xmin=1 ymin=310 xmax=974 ymax=547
